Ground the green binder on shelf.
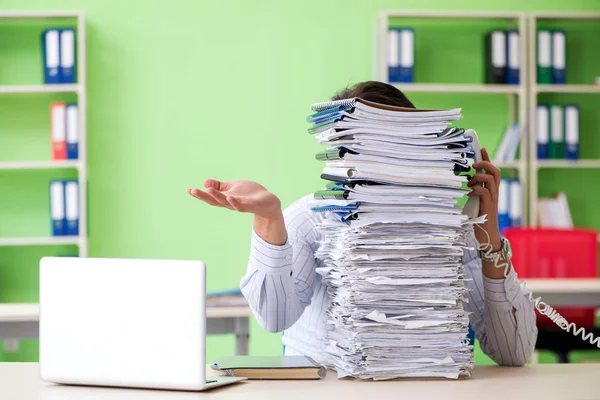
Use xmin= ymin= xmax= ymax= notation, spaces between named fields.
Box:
xmin=537 ymin=30 xmax=552 ymax=84
xmin=549 ymin=105 xmax=565 ymax=159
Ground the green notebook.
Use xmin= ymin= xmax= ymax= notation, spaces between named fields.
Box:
xmin=211 ymin=356 xmax=326 ymax=380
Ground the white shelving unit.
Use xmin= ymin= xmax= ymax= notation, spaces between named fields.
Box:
xmin=375 ymin=11 xmax=529 ymax=222
xmin=527 ymin=12 xmax=600 ymax=226
xmin=0 ymin=11 xmax=88 ymax=256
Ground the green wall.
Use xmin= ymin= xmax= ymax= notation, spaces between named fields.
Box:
xmin=0 ymin=0 xmax=599 ymax=364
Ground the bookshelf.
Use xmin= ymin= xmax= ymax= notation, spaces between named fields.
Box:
xmin=375 ymin=11 xmax=528 ymax=222
xmin=0 ymin=11 xmax=87 ymax=257
xmin=527 ymin=12 xmax=600 ymax=227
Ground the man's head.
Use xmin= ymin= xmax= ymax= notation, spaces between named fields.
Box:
xmin=332 ymin=81 xmax=415 ymax=109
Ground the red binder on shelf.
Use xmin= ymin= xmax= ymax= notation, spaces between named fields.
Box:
xmin=51 ymin=102 xmax=67 ymax=160
xmin=504 ymin=228 xmax=597 ymax=328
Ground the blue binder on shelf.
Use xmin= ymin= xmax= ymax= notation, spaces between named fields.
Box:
xmin=398 ymin=28 xmax=414 ymax=83
xmin=66 ymin=103 xmax=79 ymax=159
xmin=506 ymin=30 xmax=520 ymax=85
xmin=498 ymin=179 xmax=511 ymax=233
xmin=42 ymin=29 xmax=61 ymax=84
xmin=509 ymin=179 xmax=522 ymax=227
xmin=60 ymin=29 xmax=76 ymax=83
xmin=387 ymin=28 xmax=400 ymax=82
xmin=552 ymin=30 xmax=566 ymax=84
xmin=49 ymin=180 xmax=66 ymax=236
xmin=565 ymin=104 xmax=579 ymax=160
xmin=65 ymin=180 xmax=79 ymax=236
xmin=536 ymin=104 xmax=550 ymax=159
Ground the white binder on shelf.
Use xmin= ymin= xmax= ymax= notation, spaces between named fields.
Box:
xmin=42 ymin=29 xmax=60 ymax=84
xmin=66 ymin=103 xmax=79 ymax=160
xmin=398 ymin=28 xmax=414 ymax=83
xmin=387 ymin=29 xmax=400 ymax=82
xmin=509 ymin=179 xmax=522 ymax=227
xmin=50 ymin=181 xmax=66 ymax=236
xmin=60 ymin=29 xmax=76 ymax=83
xmin=564 ymin=105 xmax=579 ymax=160
xmin=551 ymin=30 xmax=566 ymax=84
xmin=536 ymin=105 xmax=549 ymax=159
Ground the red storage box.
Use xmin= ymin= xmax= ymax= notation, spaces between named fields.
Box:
xmin=503 ymin=228 xmax=598 ymax=328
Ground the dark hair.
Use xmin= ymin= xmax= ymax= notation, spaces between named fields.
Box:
xmin=332 ymin=81 xmax=415 ymax=109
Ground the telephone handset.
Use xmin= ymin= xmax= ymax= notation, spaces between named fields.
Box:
xmin=463 ymin=129 xmax=484 ymax=219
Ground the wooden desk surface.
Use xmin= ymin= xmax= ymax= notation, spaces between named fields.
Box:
xmin=0 ymin=303 xmax=251 ymax=322
xmin=2 ymin=363 xmax=598 ymax=400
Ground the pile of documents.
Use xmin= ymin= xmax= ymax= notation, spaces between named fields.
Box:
xmin=306 ymin=98 xmax=479 ymax=380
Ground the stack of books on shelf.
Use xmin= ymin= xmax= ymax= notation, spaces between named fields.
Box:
xmin=538 ymin=192 xmax=573 ymax=229
xmin=536 ymin=104 xmax=579 ymax=160
xmin=305 ymin=98 xmax=478 ymax=379
xmin=493 ymin=124 xmax=521 ymax=163
xmin=42 ymin=28 xmax=77 ymax=84
xmin=536 ymin=30 xmax=566 ymax=84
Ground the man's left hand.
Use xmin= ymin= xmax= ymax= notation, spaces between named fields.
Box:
xmin=467 ymin=147 xmax=503 ymax=251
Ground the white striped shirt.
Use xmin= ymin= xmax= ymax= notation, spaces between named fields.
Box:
xmin=240 ymin=194 xmax=538 ymax=366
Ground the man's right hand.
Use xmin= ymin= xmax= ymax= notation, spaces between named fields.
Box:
xmin=187 ymin=180 xmax=287 ymax=245
xmin=187 ymin=179 xmax=282 ymax=218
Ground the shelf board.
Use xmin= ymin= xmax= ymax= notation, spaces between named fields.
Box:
xmin=536 ymin=160 xmax=600 ymax=169
xmin=0 ymin=84 xmax=80 ymax=94
xmin=0 ymin=11 xmax=82 ymax=19
xmin=535 ymin=85 xmax=600 ymax=94
xmin=0 ymin=303 xmax=39 ymax=322
xmin=0 ymin=236 xmax=81 ymax=247
xmin=0 ymin=160 xmax=80 ymax=171
xmin=530 ymin=12 xmax=600 ymax=20
xmin=382 ymin=11 xmax=523 ymax=19
xmin=494 ymin=161 xmax=523 ymax=169
xmin=390 ymin=83 xmax=523 ymax=94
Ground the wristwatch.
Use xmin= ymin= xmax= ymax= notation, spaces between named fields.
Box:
xmin=479 ymin=237 xmax=512 ymax=264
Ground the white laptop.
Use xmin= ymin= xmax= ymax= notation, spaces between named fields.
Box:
xmin=39 ymin=256 xmax=245 ymax=391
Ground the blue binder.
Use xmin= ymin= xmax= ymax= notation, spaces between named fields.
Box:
xmin=552 ymin=30 xmax=566 ymax=84
xmin=506 ymin=30 xmax=520 ymax=85
xmin=536 ymin=104 xmax=550 ymax=159
xmin=42 ymin=29 xmax=61 ymax=84
xmin=397 ymin=28 xmax=414 ymax=83
xmin=387 ymin=28 xmax=400 ymax=82
xmin=64 ymin=180 xmax=80 ymax=236
xmin=49 ymin=180 xmax=66 ymax=236
xmin=498 ymin=179 xmax=511 ymax=233
xmin=565 ymin=104 xmax=579 ymax=160
xmin=60 ymin=29 xmax=76 ymax=83
xmin=66 ymin=103 xmax=79 ymax=159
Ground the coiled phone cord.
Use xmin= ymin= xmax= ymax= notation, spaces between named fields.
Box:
xmin=475 ymin=224 xmax=600 ymax=349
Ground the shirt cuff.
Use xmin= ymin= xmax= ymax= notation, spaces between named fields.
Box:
xmin=250 ymin=229 xmax=293 ymax=275
xmin=482 ymin=267 xmax=521 ymax=305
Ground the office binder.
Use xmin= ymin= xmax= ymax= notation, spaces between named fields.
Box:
xmin=51 ymin=102 xmax=67 ymax=160
xmin=506 ymin=30 xmax=520 ymax=85
xmin=50 ymin=180 xmax=66 ymax=236
xmin=537 ymin=31 xmax=552 ymax=84
xmin=552 ymin=30 xmax=566 ymax=84
xmin=387 ymin=29 xmax=400 ymax=82
xmin=509 ymin=179 xmax=522 ymax=227
xmin=42 ymin=29 xmax=61 ymax=84
xmin=485 ymin=30 xmax=506 ymax=84
xmin=550 ymin=105 xmax=565 ymax=159
xmin=60 ymin=29 xmax=76 ymax=83
xmin=65 ymin=180 xmax=79 ymax=236
xmin=565 ymin=105 xmax=579 ymax=160
xmin=398 ymin=28 xmax=414 ymax=83
xmin=498 ymin=179 xmax=511 ymax=233
xmin=66 ymin=103 xmax=79 ymax=159
xmin=536 ymin=105 xmax=550 ymax=159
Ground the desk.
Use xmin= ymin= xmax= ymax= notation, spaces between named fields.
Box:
xmin=525 ymin=278 xmax=600 ymax=306
xmin=1 ymin=363 xmax=599 ymax=400
xmin=0 ymin=303 xmax=252 ymax=356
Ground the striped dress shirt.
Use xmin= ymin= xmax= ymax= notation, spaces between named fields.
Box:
xmin=240 ymin=194 xmax=538 ymax=366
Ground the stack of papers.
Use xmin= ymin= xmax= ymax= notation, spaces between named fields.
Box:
xmin=306 ymin=98 xmax=480 ymax=380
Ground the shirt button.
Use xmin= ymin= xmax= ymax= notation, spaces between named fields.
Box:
xmin=288 ymin=293 xmax=292 ymax=297
xmin=495 ymin=292 xmax=500 ymax=298
xmin=285 ymin=255 xmax=292 ymax=260
xmin=507 ymin=290 xmax=512 ymax=296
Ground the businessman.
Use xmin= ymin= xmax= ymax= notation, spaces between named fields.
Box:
xmin=188 ymin=81 xmax=537 ymax=366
